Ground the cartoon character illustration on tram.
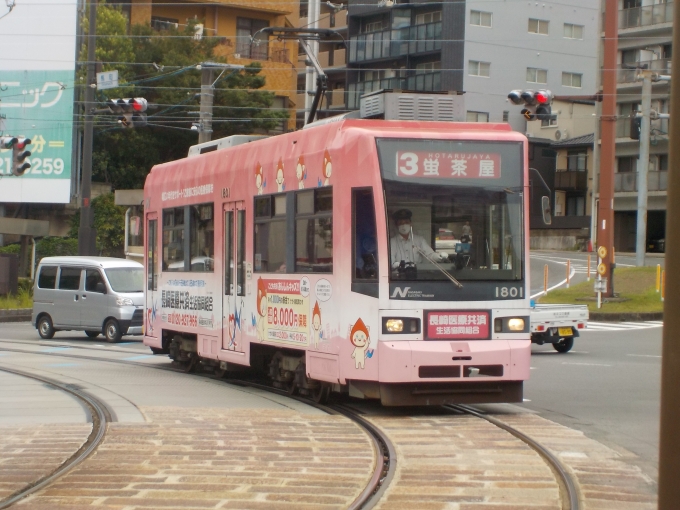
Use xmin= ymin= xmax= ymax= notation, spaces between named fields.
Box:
xmin=311 ymin=301 xmax=323 ymax=348
xmin=276 ymin=159 xmax=285 ymax=192
xmin=319 ymin=150 xmax=332 ymax=187
xmin=255 ymin=278 xmax=268 ymax=342
xmin=255 ymin=163 xmax=265 ymax=195
xmin=349 ymin=318 xmax=373 ymax=369
xmin=226 ymin=297 xmax=244 ymax=350
xmin=296 ymin=155 xmax=307 ymax=189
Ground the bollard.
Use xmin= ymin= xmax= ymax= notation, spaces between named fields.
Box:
xmin=661 ymin=270 xmax=665 ymax=302
xmin=587 ymin=254 xmax=591 ymax=281
xmin=544 ymin=264 xmax=548 ymax=294
xmin=566 ymin=259 xmax=571 ymax=288
xmin=657 ymin=264 xmax=661 ymax=292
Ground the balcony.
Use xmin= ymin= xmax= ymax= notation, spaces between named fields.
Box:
xmin=618 ymin=59 xmax=672 ymax=83
xmin=554 ymin=170 xmax=588 ymax=191
xmin=620 ymin=2 xmax=673 ymax=29
xmin=347 ymin=71 xmax=441 ymax=109
xmin=349 ymin=22 xmax=442 ymax=63
xmin=616 ymin=117 xmax=669 ymax=139
xmin=324 ymin=89 xmax=346 ymax=109
xmin=614 ymin=171 xmax=668 ymax=192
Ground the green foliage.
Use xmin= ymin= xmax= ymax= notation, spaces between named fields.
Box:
xmin=70 ymin=193 xmax=126 ymax=256
xmin=0 ymin=288 xmax=32 ymax=310
xmin=82 ymin=5 xmax=289 ymax=190
xmin=18 ymin=277 xmax=33 ymax=295
xmin=0 ymin=244 xmax=20 ymax=255
xmin=36 ymin=237 xmax=79 ymax=260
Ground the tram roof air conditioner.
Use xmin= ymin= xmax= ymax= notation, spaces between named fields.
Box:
xmin=187 ymin=135 xmax=268 ymax=157
xmin=359 ymin=90 xmax=465 ymax=122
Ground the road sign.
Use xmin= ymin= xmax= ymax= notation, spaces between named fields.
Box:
xmin=97 ymin=70 xmax=119 ymax=90
xmin=597 ymin=246 xmax=607 ymax=259
xmin=594 ymin=278 xmax=607 ymax=292
xmin=597 ymin=263 xmax=607 ymax=275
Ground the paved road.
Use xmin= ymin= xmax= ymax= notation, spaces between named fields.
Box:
xmin=525 ymin=324 xmax=662 ymax=481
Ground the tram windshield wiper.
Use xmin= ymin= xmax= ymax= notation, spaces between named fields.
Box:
xmin=412 ymin=245 xmax=463 ymax=288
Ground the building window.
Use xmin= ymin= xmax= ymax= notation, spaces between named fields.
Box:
xmin=502 ymin=111 xmax=509 ymax=122
xmin=566 ymin=196 xmax=586 ymax=216
xmin=541 ymin=117 xmax=558 ymax=127
xmin=468 ymin=60 xmax=490 ymax=77
xmin=658 ymin=154 xmax=669 ymax=171
xmin=254 ymin=194 xmax=288 ymax=273
xmin=470 ymin=10 xmax=492 ymax=27
xmin=562 ymin=72 xmax=582 ymax=88
xmin=526 ymin=67 xmax=548 ymax=84
xmin=415 ymin=11 xmax=442 ymax=25
xmin=528 ymin=18 xmax=549 ymax=35
xmin=567 ymin=151 xmax=587 ymax=171
xmin=617 ymin=156 xmax=638 ymax=173
xmin=295 ymin=188 xmax=333 ymax=273
xmin=150 ymin=16 xmax=179 ymax=31
xmin=236 ymin=17 xmax=269 ymax=60
xmin=416 ymin=61 xmax=441 ymax=73
xmin=466 ymin=111 xmax=489 ymax=122
xmin=564 ymin=23 xmax=584 ymax=39
xmin=364 ymin=20 xmax=385 ymax=33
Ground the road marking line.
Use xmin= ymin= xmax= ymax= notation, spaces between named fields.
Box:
xmin=40 ymin=346 xmax=71 ymax=352
xmin=523 ymin=398 xmax=531 ymax=402
xmin=121 ymin=355 xmax=155 ymax=361
xmin=530 ymin=367 xmax=537 ymax=370
xmin=627 ymin=354 xmax=661 ymax=358
xmin=45 ymin=363 xmax=80 ymax=367
xmin=562 ymin=362 xmax=612 ymax=367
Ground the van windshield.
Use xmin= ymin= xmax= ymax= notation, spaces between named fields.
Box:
xmin=105 ymin=268 xmax=144 ymax=293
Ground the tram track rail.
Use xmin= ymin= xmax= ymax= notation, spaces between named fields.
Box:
xmin=445 ymin=404 xmax=581 ymax=510
xmin=0 ymin=345 xmax=395 ymax=509
xmin=0 ymin=366 xmax=109 ymax=510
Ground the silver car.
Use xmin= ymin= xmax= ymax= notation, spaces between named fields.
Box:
xmin=32 ymin=256 xmax=144 ymax=342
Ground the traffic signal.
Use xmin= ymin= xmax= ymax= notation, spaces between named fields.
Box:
xmin=12 ymin=138 xmax=32 ymax=176
xmin=0 ymin=136 xmax=17 ymax=150
xmin=106 ymin=98 xmax=148 ymax=128
xmin=508 ymin=89 xmax=555 ymax=122
xmin=630 ymin=115 xmax=641 ymax=140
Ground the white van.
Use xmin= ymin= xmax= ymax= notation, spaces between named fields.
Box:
xmin=32 ymin=256 xmax=144 ymax=342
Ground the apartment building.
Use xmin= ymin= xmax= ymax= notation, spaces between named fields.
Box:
xmin=294 ymin=1 xmax=598 ymax=131
xmin=117 ymin=0 xmax=299 ymax=131
xmin=611 ymin=0 xmax=671 ymax=252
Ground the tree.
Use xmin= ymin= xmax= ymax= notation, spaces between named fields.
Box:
xmin=81 ymin=3 xmax=289 ymax=190
xmin=70 ymin=193 xmax=126 ymax=257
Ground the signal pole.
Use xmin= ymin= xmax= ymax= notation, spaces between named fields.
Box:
xmin=635 ymin=71 xmax=652 ymax=266
xmin=78 ymin=0 xmax=97 ymax=256
xmin=198 ymin=66 xmax=214 ymax=144
xmin=304 ymin=0 xmax=320 ymax=125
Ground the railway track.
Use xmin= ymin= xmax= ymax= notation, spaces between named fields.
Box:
xmin=0 ymin=366 xmax=109 ymax=509
xmin=0 ymin=341 xmax=580 ymax=510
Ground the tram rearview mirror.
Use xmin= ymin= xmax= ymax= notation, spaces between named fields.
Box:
xmin=541 ymin=196 xmax=552 ymax=225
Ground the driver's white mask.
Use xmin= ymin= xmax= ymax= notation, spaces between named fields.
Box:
xmin=398 ymin=225 xmax=411 ymax=236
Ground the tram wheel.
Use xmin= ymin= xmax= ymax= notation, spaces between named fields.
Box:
xmin=287 ymin=378 xmax=298 ymax=396
xmin=553 ymin=337 xmax=574 ymax=353
xmin=183 ymin=357 xmax=198 ymax=373
xmin=312 ymin=383 xmax=330 ymax=404
xmin=214 ymin=367 xmax=228 ymax=379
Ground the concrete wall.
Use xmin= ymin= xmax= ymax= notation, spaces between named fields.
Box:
xmin=531 ymin=228 xmax=590 ymax=251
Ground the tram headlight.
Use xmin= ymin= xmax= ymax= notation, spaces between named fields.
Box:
xmin=385 ymin=319 xmax=404 ymax=332
xmin=507 ymin=318 xmax=525 ymax=331
xmin=382 ymin=318 xmax=421 ymax=334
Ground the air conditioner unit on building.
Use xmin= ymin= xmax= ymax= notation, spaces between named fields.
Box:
xmin=555 ymin=129 xmax=568 ymax=140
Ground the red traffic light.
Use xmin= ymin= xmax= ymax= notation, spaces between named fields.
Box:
xmin=535 ymin=90 xmax=552 ymax=105
xmin=130 ymin=98 xmax=148 ymax=112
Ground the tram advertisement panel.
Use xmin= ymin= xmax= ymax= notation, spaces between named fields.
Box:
xmin=256 ymin=278 xmax=309 ymax=346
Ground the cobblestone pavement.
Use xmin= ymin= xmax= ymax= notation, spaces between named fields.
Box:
xmin=0 ymin=424 xmax=92 ymax=500
xmin=16 ymin=407 xmax=376 ymax=510
xmin=370 ymin=412 xmax=657 ymax=510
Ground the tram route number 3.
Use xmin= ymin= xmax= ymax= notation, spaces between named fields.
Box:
xmin=495 ymin=286 xmax=523 ymax=298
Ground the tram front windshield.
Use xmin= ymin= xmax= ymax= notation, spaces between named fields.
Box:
xmin=377 ymin=138 xmax=524 ymax=282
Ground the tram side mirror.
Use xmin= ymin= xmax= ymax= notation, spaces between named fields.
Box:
xmin=541 ymin=196 xmax=552 ymax=225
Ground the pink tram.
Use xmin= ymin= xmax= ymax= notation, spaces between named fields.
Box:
xmin=143 ymin=119 xmax=532 ymax=405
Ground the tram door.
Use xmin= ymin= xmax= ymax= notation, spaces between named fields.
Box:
xmin=145 ymin=213 xmax=159 ymax=337
xmin=222 ymin=201 xmax=246 ymax=351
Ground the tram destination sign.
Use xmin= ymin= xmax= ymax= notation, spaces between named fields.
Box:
xmin=396 ymin=152 xmax=501 ymax=179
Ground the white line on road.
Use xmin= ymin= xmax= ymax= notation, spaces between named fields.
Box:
xmin=562 ymin=362 xmax=612 ymax=367
xmin=627 ymin=354 xmax=661 ymax=358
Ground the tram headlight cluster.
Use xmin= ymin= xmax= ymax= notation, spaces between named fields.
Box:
xmin=383 ymin=318 xmax=421 ymax=334
xmin=494 ymin=317 xmax=528 ymax=333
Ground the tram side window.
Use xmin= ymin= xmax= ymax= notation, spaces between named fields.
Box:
xmin=353 ymin=189 xmax=378 ymax=280
xmin=295 ymin=188 xmax=333 ymax=273
xmin=254 ymin=194 xmax=287 ymax=272
xmin=163 ymin=207 xmax=185 ymax=271
xmin=189 ymin=203 xmax=214 ymax=272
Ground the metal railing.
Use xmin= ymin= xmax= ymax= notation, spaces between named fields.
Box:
xmin=619 ymin=1 xmax=673 ymax=29
xmin=614 ymin=171 xmax=668 ymax=192
xmin=347 ymin=71 xmax=442 ymax=109
xmin=349 ymin=22 xmax=442 ymax=63
xmin=554 ymin=170 xmax=588 ymax=190
xmin=618 ymin=58 xmax=672 ymax=83
xmin=616 ymin=117 xmax=669 ymax=138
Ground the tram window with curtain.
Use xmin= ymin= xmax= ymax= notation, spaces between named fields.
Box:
xmin=189 ymin=203 xmax=214 ymax=272
xmin=254 ymin=194 xmax=287 ymax=272
xmin=163 ymin=207 xmax=185 ymax=272
xmin=295 ymin=188 xmax=333 ymax=273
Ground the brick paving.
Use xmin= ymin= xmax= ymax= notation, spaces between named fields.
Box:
xmin=16 ymin=407 xmax=376 ymax=509
xmin=0 ymin=424 xmax=92 ymax=500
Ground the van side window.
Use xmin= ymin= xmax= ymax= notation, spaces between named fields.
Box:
xmin=85 ymin=270 xmax=105 ymax=293
xmin=59 ymin=267 xmax=82 ymax=290
xmin=38 ymin=266 xmax=57 ymax=289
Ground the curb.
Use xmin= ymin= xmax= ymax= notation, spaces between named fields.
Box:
xmin=589 ymin=311 xmax=663 ymax=322
xmin=0 ymin=308 xmax=32 ymax=323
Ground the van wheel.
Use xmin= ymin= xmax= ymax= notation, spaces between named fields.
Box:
xmin=85 ymin=331 xmax=100 ymax=338
xmin=104 ymin=319 xmax=122 ymax=343
xmin=553 ymin=337 xmax=574 ymax=353
xmin=38 ymin=315 xmax=55 ymax=339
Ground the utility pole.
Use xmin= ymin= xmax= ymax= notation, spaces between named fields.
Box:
xmin=78 ymin=0 xmax=97 ymax=256
xmin=658 ymin=1 xmax=680 ymax=503
xmin=635 ymin=71 xmax=652 ymax=266
xmin=597 ymin=0 xmax=618 ymax=297
xmin=198 ymin=66 xmax=214 ymax=144
xmin=304 ymin=0 xmax=320 ymax=125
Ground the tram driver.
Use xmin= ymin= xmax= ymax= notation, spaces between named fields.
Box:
xmin=390 ymin=209 xmax=448 ymax=273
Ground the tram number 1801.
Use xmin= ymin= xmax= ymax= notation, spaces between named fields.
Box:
xmin=495 ymin=286 xmax=523 ymax=298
